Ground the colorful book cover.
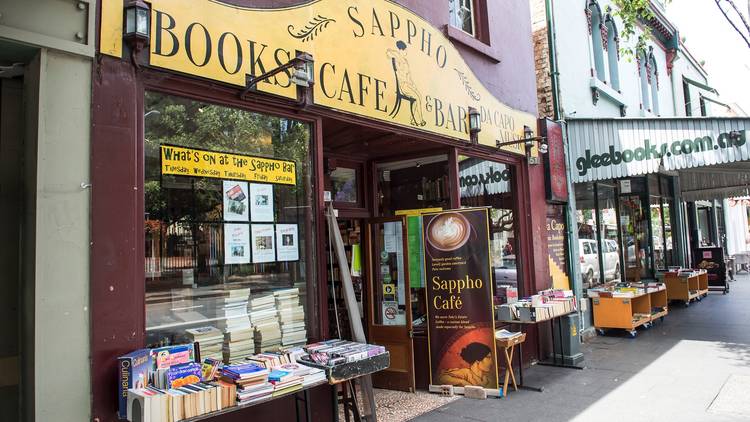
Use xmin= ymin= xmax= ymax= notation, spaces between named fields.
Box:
xmin=151 ymin=344 xmax=196 ymax=370
xmin=117 ymin=348 xmax=152 ymax=420
xmin=200 ymin=358 xmax=223 ymax=382
xmin=167 ymin=362 xmax=202 ymax=389
xmin=268 ymin=369 xmax=291 ymax=382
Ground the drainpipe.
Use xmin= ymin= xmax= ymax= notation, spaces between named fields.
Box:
xmin=546 ymin=0 xmax=585 ymax=330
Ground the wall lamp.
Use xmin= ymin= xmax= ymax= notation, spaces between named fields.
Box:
xmin=124 ymin=0 xmax=150 ymax=68
xmin=496 ymin=125 xmax=548 ymax=165
xmin=468 ymin=107 xmax=481 ymax=144
xmin=240 ymin=51 xmax=314 ymax=99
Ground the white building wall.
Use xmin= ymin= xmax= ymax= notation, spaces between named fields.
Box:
xmin=552 ymin=0 xmax=704 ymax=121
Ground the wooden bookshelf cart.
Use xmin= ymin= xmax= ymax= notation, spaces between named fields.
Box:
xmin=649 ymin=289 xmax=669 ymax=322
xmin=697 ymin=271 xmax=709 ymax=297
xmin=592 ymin=293 xmax=653 ymax=338
xmin=663 ymin=273 xmax=704 ymax=306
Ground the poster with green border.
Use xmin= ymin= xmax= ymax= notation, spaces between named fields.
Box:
xmin=407 ymin=215 xmax=424 ymax=288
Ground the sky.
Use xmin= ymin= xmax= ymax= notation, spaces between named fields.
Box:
xmin=666 ymin=0 xmax=750 ymax=115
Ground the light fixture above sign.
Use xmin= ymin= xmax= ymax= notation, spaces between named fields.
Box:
xmin=468 ymin=106 xmax=481 ymax=144
xmin=124 ymin=0 xmax=150 ymax=45
xmin=496 ymin=124 xmax=549 ymax=165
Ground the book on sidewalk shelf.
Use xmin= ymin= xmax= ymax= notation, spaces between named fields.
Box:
xmin=118 ymin=349 xmax=153 ymax=420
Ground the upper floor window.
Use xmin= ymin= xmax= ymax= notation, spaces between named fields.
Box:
xmin=648 ymin=52 xmax=660 ymax=115
xmin=683 ymin=79 xmax=692 ymax=116
xmin=638 ymin=48 xmax=651 ymax=112
xmin=604 ymin=13 xmax=620 ymax=91
xmin=450 ymin=0 xmax=476 ymax=36
xmin=587 ymin=1 xmax=606 ymax=83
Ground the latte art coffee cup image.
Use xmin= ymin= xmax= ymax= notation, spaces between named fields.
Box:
xmin=426 ymin=212 xmax=472 ymax=252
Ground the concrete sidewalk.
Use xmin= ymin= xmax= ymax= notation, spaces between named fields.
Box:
xmin=413 ymin=274 xmax=750 ymax=422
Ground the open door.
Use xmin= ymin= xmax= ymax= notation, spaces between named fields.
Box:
xmin=366 ymin=216 xmax=415 ymax=392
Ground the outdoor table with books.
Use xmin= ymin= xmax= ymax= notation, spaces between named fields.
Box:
xmin=494 ymin=290 xmax=579 ymax=393
xmin=119 ymin=340 xmax=389 ymax=422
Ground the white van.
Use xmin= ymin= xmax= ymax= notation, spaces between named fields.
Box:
xmin=579 ymin=239 xmax=621 ymax=285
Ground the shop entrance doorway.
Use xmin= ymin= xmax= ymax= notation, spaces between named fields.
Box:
xmin=366 ymin=217 xmax=415 ymax=392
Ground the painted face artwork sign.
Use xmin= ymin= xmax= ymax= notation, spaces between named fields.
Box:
xmin=100 ymin=0 xmax=536 ymax=153
xmin=422 ymin=208 xmax=498 ymax=389
xmin=547 ymin=205 xmax=570 ymax=290
xmin=567 ymin=119 xmax=750 ymax=183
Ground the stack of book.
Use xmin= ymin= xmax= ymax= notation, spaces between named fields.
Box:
xmin=218 ymin=289 xmax=254 ymax=363
xmin=276 ymin=362 xmax=326 ymax=387
xmin=268 ymin=368 xmax=303 ymax=398
xmin=249 ymin=294 xmax=281 ymax=353
xmin=301 ymin=340 xmax=387 ymax=367
xmin=246 ymin=352 xmax=291 ymax=369
xmin=221 ymin=363 xmax=272 ymax=405
xmin=185 ymin=326 xmax=224 ymax=361
xmin=223 ymin=326 xmax=255 ymax=364
xmin=126 ymin=382 xmax=231 ymax=421
xmin=274 ymin=288 xmax=307 ymax=348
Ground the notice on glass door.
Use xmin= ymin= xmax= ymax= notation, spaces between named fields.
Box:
xmin=224 ymin=223 xmax=251 ymax=265
xmin=250 ymin=183 xmax=274 ymax=222
xmin=275 ymin=224 xmax=299 ymax=262
xmin=223 ymin=180 xmax=249 ymax=221
xmin=251 ymin=224 xmax=276 ymax=263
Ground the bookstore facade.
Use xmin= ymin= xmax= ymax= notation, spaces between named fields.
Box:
xmin=567 ymin=117 xmax=750 ymax=326
xmin=93 ymin=1 xmax=551 ymax=420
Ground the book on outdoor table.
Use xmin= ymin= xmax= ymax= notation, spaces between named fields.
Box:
xmin=495 ymin=329 xmax=522 ymax=340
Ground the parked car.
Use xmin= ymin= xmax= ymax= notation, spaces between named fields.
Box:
xmin=493 ymin=255 xmax=517 ymax=288
xmin=579 ymin=239 xmax=621 ymax=286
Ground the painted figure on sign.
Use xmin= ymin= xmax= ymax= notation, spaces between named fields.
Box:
xmin=437 ymin=342 xmax=493 ymax=387
xmin=387 ymin=41 xmax=427 ymax=127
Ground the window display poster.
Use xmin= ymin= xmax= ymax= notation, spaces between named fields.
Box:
xmin=275 ymin=224 xmax=299 ymax=262
xmin=422 ymin=208 xmax=498 ymax=389
xmin=251 ymin=224 xmax=276 ymax=263
xmin=223 ymin=181 xmax=249 ymax=221
xmin=224 ymin=223 xmax=251 ymax=264
xmin=250 ymin=183 xmax=274 ymax=222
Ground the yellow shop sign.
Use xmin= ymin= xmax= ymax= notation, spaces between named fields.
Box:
xmin=101 ymin=0 xmax=535 ymax=154
xmin=160 ymin=145 xmax=296 ymax=185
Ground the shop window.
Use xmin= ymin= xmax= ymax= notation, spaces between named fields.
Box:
xmin=458 ymin=156 xmax=520 ymax=296
xmin=587 ymin=1 xmax=607 ymax=83
xmin=649 ymin=53 xmax=660 ymax=115
xmin=597 ymin=182 xmax=621 ymax=282
xmin=449 ymin=0 xmax=476 ymax=37
xmin=638 ymin=49 xmax=651 ymax=112
xmin=377 ymin=155 xmax=450 ymax=216
xmin=143 ymin=92 xmax=316 ymax=351
xmin=619 ymin=195 xmax=650 ymax=280
xmin=326 ymin=159 xmax=363 ymax=209
xmin=683 ymin=79 xmax=692 ymax=116
xmin=662 ymin=198 xmax=675 ymax=267
xmin=576 ymin=183 xmax=601 ymax=290
xmin=605 ymin=14 xmax=620 ymax=91
xmin=650 ymin=196 xmax=666 ymax=269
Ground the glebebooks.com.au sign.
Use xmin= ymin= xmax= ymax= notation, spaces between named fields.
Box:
xmin=573 ymin=128 xmax=747 ymax=181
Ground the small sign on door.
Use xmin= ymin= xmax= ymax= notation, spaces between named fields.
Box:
xmin=382 ymin=301 xmax=400 ymax=325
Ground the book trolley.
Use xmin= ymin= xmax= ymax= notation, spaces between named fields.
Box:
xmin=591 ymin=285 xmax=669 ymax=338
xmin=662 ymin=270 xmax=709 ymax=306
